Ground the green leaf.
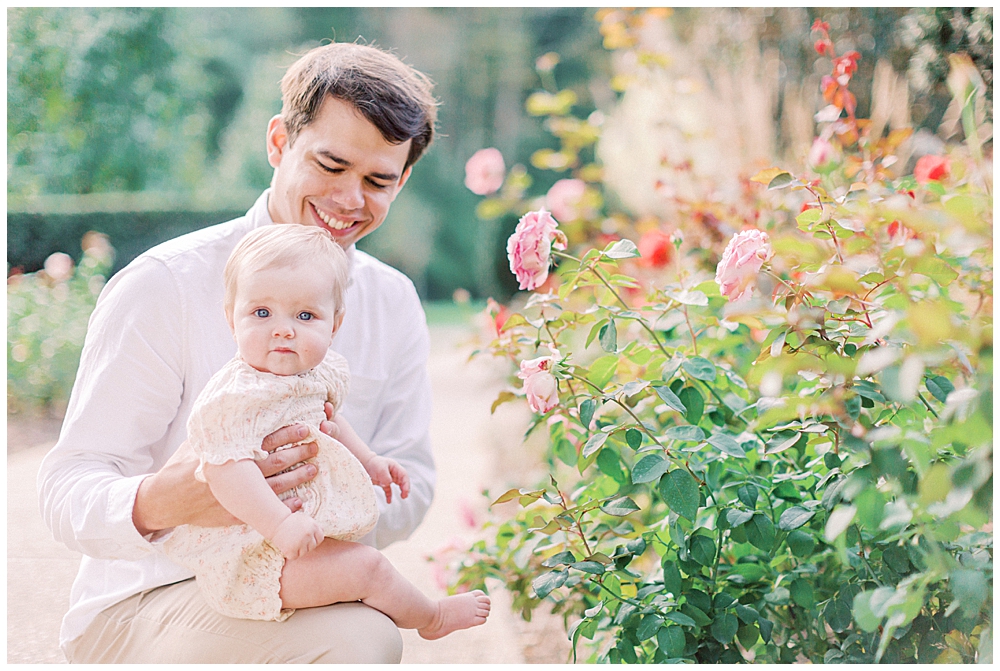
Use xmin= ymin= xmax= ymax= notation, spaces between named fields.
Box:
xmin=656 ymin=626 xmax=686 ymax=658
xmin=745 ymin=513 xmax=776 ymax=551
xmin=587 ymin=354 xmax=619 ymax=389
xmin=665 ymin=611 xmax=697 ymax=628
xmin=532 ymin=570 xmax=567 ymax=598
xmin=678 ymin=387 xmax=704 ymax=425
xmin=767 ymin=172 xmax=794 ymax=189
xmin=790 ymin=579 xmax=815 ymax=609
xmin=662 ymin=425 xmax=705 ymax=442
xmin=637 ymin=614 xmax=663 ymax=641
xmin=758 ymin=617 xmax=774 ymax=643
xmin=625 ymin=428 xmax=642 ymax=449
xmin=579 ymin=398 xmax=596 ymax=429
xmin=541 ymin=550 xmax=578 ymax=567
xmin=726 ymin=509 xmax=754 ymax=527
xmin=881 ymin=545 xmax=911 ymax=574
xmin=582 ymin=432 xmax=609 ymax=458
xmin=786 ymin=530 xmax=816 ymax=557
xmin=659 ymin=469 xmax=700 ymax=520
xmin=735 ymin=604 xmax=760 ymax=624
xmin=681 ymin=357 xmax=717 ymax=381
xmin=736 ymin=483 xmax=759 ymax=508
xmin=570 ymin=561 xmax=606 ymax=575
xmin=708 ymin=433 xmax=747 ymax=458
xmin=689 ymin=534 xmax=717 ymax=566
xmin=601 ymin=496 xmax=640 ymax=516
xmin=604 ymin=238 xmax=640 ymax=259
xmin=652 ymin=384 xmax=687 ymax=414
xmin=950 ymin=568 xmax=988 ymax=618
xmin=681 ymin=604 xmax=712 ymax=627
xmin=852 ymin=590 xmax=881 ymax=632
xmin=631 ymin=453 xmax=670 ymax=484
xmin=599 ymin=318 xmax=618 ymax=353
xmin=777 ymin=506 xmax=815 ymax=531
xmin=711 ymin=613 xmax=739 ymax=643
xmin=824 ymin=597 xmax=853 ymax=633
xmin=925 ymin=375 xmax=955 ymax=403
xmin=737 ymin=623 xmax=760 ymax=649
xmin=597 ymin=448 xmax=626 ymax=483
xmin=662 ymin=561 xmax=682 ymax=597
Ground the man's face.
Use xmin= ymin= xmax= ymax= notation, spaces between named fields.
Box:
xmin=265 ymin=96 xmax=413 ymax=249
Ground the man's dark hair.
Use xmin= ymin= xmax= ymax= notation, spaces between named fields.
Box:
xmin=280 ymin=42 xmax=439 ymax=170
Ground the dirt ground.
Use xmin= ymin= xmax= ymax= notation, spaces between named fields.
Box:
xmin=6 ymin=324 xmax=572 ymax=664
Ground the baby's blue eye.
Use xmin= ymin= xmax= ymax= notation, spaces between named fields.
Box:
xmin=255 ymin=308 xmax=270 ymax=318
xmin=298 ymin=311 xmax=314 ymax=321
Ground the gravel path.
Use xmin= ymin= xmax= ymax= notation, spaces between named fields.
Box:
xmin=6 ymin=324 xmax=570 ymax=664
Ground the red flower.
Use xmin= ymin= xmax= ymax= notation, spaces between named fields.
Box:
xmin=833 ymin=52 xmax=860 ymax=81
xmin=637 ymin=230 xmax=673 ymax=269
xmin=913 ymin=155 xmax=950 ymax=184
xmin=815 ymin=39 xmax=831 ymax=56
xmin=811 ymin=19 xmax=830 ymax=34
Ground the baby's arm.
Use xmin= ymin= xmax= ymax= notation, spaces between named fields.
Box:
xmin=333 ymin=415 xmax=411 ymax=503
xmin=202 ymin=459 xmax=323 ymax=559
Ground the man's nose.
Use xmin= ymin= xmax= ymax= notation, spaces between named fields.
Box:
xmin=333 ymin=177 xmax=365 ymax=210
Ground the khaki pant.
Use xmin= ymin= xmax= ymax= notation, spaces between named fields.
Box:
xmin=65 ymin=579 xmax=403 ymax=663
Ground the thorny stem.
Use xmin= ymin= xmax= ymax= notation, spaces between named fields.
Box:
xmin=683 ymin=306 xmax=699 ymax=356
xmin=554 ymin=250 xmax=671 ymax=360
xmin=541 ymin=312 xmax=579 ymax=398
xmin=555 ymin=484 xmax=594 ymax=558
xmin=917 ymin=391 xmax=940 ymax=419
xmin=564 ymin=370 xmax=675 ymax=459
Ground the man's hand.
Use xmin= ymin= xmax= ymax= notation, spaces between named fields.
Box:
xmin=364 ymin=455 xmax=411 ymax=504
xmin=270 ymin=511 xmax=324 ymax=560
xmin=132 ymin=417 xmax=333 ymax=536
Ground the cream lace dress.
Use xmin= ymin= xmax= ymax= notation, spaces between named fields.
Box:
xmin=160 ymin=349 xmax=379 ymax=621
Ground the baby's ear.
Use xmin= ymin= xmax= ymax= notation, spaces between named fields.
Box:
xmin=332 ymin=307 xmax=345 ymax=334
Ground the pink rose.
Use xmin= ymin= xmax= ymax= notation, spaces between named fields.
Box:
xmin=913 ymin=154 xmax=950 ymax=184
xmin=518 ymin=353 xmax=560 ymax=414
xmin=506 ymin=209 xmax=566 ymax=291
xmin=43 ymin=252 xmax=74 ymax=282
xmin=464 ymin=148 xmax=506 ymax=195
xmin=715 ymin=229 xmax=772 ymax=302
xmin=808 ymin=138 xmax=837 ymax=169
xmin=545 ymin=178 xmax=586 ymax=221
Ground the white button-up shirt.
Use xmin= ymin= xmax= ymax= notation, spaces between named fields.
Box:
xmin=37 ymin=191 xmax=436 ymax=648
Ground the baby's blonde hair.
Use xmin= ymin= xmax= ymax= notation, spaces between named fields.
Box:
xmin=224 ymin=224 xmax=350 ymax=320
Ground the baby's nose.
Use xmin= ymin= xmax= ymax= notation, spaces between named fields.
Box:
xmin=273 ymin=321 xmax=295 ymax=338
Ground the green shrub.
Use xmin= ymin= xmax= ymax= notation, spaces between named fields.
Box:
xmin=7 ymin=233 xmax=114 ymax=416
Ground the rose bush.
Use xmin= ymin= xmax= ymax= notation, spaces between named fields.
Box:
xmin=464 ymin=147 xmax=507 ymax=195
xmin=8 ymin=233 xmax=115 ymax=415
xmin=443 ymin=12 xmax=992 ymax=664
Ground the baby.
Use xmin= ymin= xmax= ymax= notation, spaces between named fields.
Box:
xmin=161 ymin=224 xmax=489 ymax=639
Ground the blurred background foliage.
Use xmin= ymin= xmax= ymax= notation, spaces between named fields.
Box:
xmin=8 ymin=7 xmax=992 ymax=302
xmin=7 ymin=7 xmax=992 ymax=300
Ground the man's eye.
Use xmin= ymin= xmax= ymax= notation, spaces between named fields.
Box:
xmin=255 ymin=308 xmax=270 ymax=318
xmin=318 ymin=162 xmax=340 ymax=174
xmin=298 ymin=312 xmax=314 ymax=321
xmin=367 ymin=179 xmax=390 ymax=190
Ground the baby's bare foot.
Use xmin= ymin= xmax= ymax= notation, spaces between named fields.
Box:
xmin=418 ymin=591 xmax=491 ymax=640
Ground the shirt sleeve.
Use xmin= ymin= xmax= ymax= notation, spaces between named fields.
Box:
xmin=363 ymin=285 xmax=436 ymax=550
xmin=36 ymin=256 xmax=186 ymax=560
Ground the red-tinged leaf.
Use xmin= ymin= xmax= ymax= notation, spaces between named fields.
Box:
xmin=491 ymin=390 xmax=518 ymax=414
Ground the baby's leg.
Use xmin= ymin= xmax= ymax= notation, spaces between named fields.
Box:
xmin=279 ymin=539 xmax=490 ymax=639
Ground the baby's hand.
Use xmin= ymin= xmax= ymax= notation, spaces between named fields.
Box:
xmin=271 ymin=511 xmax=324 ymax=560
xmin=365 ymin=456 xmax=410 ymax=504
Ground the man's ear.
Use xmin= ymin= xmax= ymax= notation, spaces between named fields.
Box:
xmin=266 ymin=115 xmax=288 ymax=169
xmin=393 ymin=165 xmax=413 ymax=195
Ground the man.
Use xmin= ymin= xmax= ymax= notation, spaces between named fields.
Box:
xmin=38 ymin=42 xmax=439 ymax=663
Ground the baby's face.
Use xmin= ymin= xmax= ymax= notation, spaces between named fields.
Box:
xmin=229 ymin=263 xmax=340 ymax=376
